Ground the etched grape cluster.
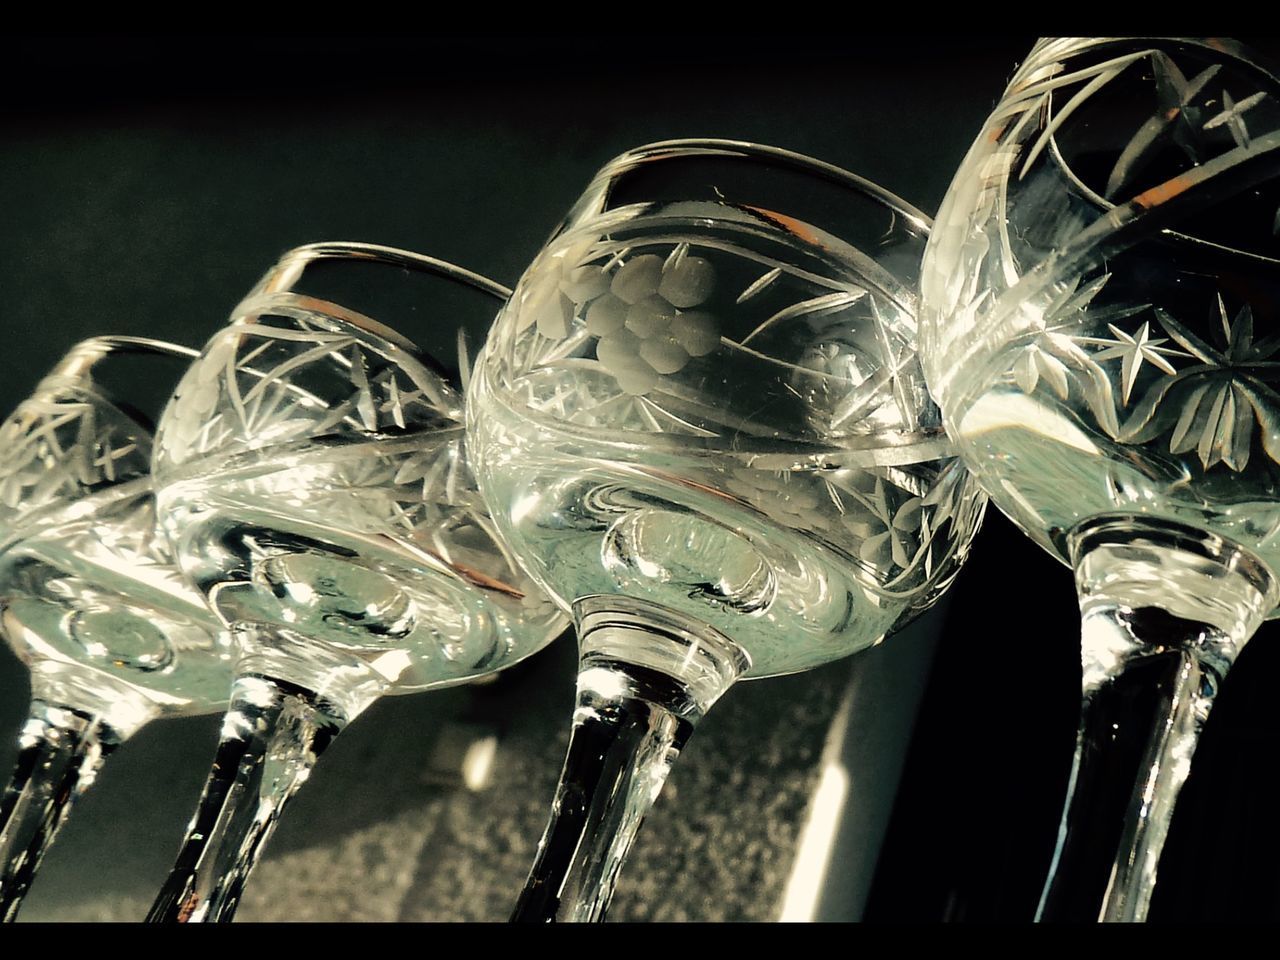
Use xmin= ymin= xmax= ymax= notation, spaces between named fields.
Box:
xmin=536 ymin=243 xmax=723 ymax=396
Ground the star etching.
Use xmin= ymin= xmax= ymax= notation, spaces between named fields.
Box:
xmin=1203 ymin=89 xmax=1269 ymax=148
xmin=378 ymin=375 xmax=437 ymax=430
xmin=91 ymin=438 xmax=139 ymax=483
xmin=1105 ymin=53 xmax=1221 ymax=199
xmin=1077 ymin=320 xmax=1188 ymax=404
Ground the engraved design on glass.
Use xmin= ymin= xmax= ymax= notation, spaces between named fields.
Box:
xmin=146 ymin=243 xmax=566 ymax=923
xmin=469 ymin=140 xmax=986 ymax=921
xmin=0 ymin=338 xmax=232 ymax=920
xmin=920 ymin=37 xmax=1280 ymax=921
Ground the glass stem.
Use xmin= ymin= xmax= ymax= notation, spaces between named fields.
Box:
xmin=1037 ymin=517 xmax=1277 ymax=922
xmin=513 ymin=597 xmax=749 ymax=923
xmin=0 ymin=700 xmax=132 ymax=921
xmin=146 ymin=670 xmax=375 ymax=923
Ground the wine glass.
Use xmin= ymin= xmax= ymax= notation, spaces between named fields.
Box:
xmin=0 ymin=337 xmax=233 ymax=919
xmin=920 ymin=37 xmax=1280 ymax=921
xmin=467 ymin=138 xmax=988 ymax=922
xmin=145 ymin=241 xmax=566 ymax=922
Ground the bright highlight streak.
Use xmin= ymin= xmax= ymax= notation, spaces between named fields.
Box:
xmin=778 ymin=761 xmax=851 ymax=922
xmin=959 ymin=390 xmax=1101 ymax=455
xmin=461 ymin=735 xmax=499 ymax=791
xmin=577 ymin=666 xmax=631 ymax=702
xmin=368 ymin=648 xmax=413 ymax=682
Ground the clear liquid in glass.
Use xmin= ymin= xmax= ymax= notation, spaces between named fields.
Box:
xmin=472 ymin=215 xmax=983 ymax=677
xmin=154 ymin=309 xmax=564 ymax=692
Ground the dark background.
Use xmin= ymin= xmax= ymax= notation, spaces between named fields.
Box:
xmin=2 ymin=33 xmax=1279 ymax=922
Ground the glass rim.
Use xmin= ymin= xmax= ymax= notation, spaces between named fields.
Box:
xmin=40 ymin=336 xmax=200 ymax=437
xmin=49 ymin=336 xmax=198 ymax=382
xmin=257 ymin=241 xmax=512 ymax=302
xmin=1019 ymin=37 xmax=1280 ymax=89
xmin=231 ymin=241 xmax=511 ymax=356
xmin=564 ymin=137 xmax=933 ymax=236
xmin=981 ymin=37 xmax=1280 ymax=300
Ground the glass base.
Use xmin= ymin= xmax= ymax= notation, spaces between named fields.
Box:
xmin=573 ymin=595 xmax=751 ymax=717
xmin=1069 ymin=514 xmax=1277 ymax=664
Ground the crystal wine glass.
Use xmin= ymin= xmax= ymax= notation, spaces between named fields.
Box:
xmin=145 ymin=242 xmax=566 ymax=922
xmin=467 ymin=139 xmax=988 ymax=922
xmin=0 ymin=337 xmax=233 ymax=919
xmin=920 ymin=37 xmax=1280 ymax=921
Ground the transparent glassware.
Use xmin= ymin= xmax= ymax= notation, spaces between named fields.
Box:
xmin=0 ymin=337 xmax=233 ymax=920
xmin=145 ymin=242 xmax=567 ymax=922
xmin=921 ymin=37 xmax=1280 ymax=921
xmin=467 ymin=139 xmax=988 ymax=922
